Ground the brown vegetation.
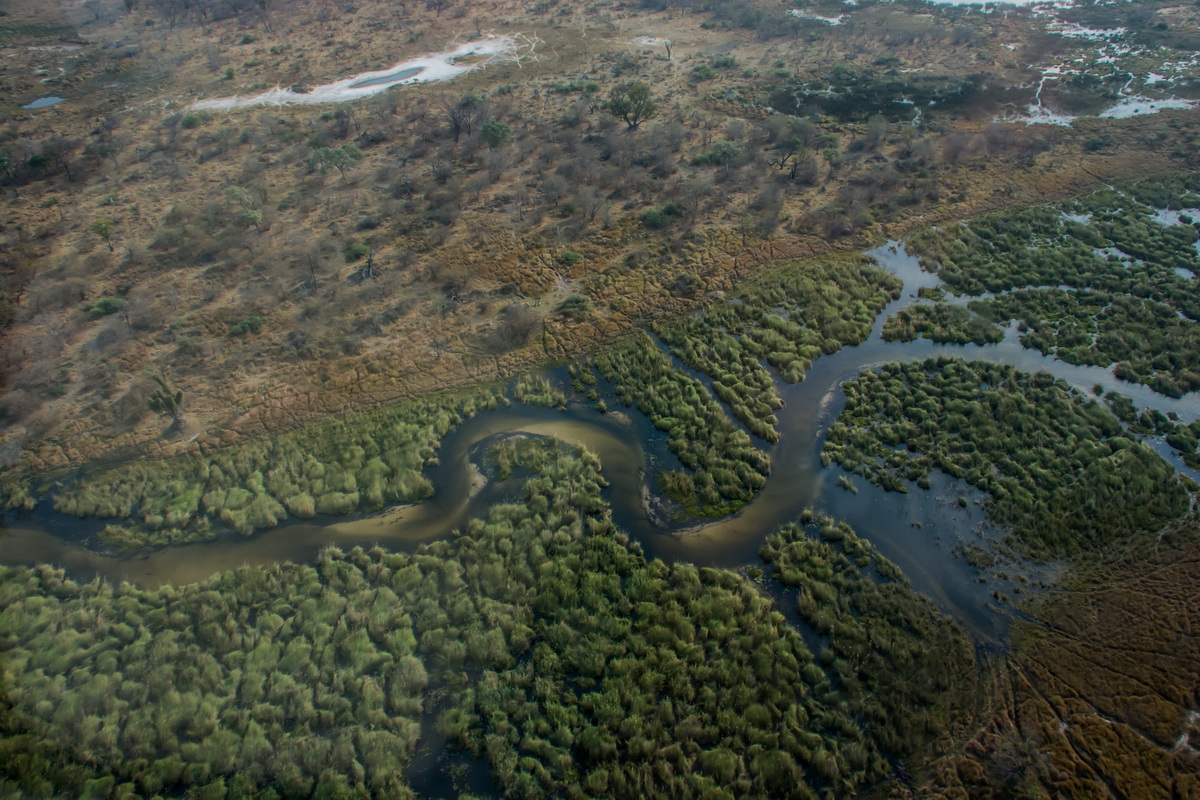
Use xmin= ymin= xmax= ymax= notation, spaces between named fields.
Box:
xmin=922 ymin=525 xmax=1200 ymax=799
xmin=0 ymin=0 xmax=1198 ymax=483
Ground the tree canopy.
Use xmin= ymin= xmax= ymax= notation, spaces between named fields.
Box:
xmin=606 ymin=82 xmax=658 ymax=129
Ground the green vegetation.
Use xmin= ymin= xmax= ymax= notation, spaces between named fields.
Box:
xmin=605 ymin=82 xmax=658 ymax=130
xmin=593 ymin=335 xmax=768 ymax=516
xmin=1 ymin=440 xmax=973 ymax=799
xmin=987 ymin=288 xmax=1200 ymax=397
xmin=480 ymin=119 xmax=512 ymax=149
xmin=89 ymin=219 xmax=115 ymax=252
xmin=903 ymin=174 xmax=1200 ymax=396
xmin=308 ymin=144 xmax=364 ymax=180
xmin=882 ymin=303 xmax=1002 ymax=346
xmin=511 ymin=374 xmax=565 ymax=408
xmin=81 ymin=297 xmax=125 ymax=320
xmin=760 ymin=516 xmax=974 ymax=762
xmin=229 ymin=314 xmax=267 ymax=336
xmin=35 ymin=387 xmax=508 ymax=547
xmin=147 ymin=374 xmax=185 ymax=432
xmin=824 ymin=358 xmax=1192 ymax=558
xmin=770 ymin=64 xmax=987 ymax=121
xmin=655 ymin=255 xmax=900 ymax=441
xmin=98 ymin=520 xmax=216 ymax=551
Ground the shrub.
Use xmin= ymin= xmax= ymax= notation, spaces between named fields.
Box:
xmin=83 ymin=297 xmax=125 ymax=319
xmin=556 ymin=295 xmax=590 ymax=321
xmin=230 ymin=315 xmax=267 ymax=336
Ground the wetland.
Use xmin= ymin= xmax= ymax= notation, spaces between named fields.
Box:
xmin=4 ymin=0 xmax=1200 ymax=792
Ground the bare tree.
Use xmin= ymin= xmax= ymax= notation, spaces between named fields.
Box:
xmin=41 ymin=137 xmax=81 ymax=182
xmin=445 ymin=95 xmax=484 ymax=143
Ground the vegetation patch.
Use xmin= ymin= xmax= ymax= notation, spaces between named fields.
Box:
xmin=655 ymin=254 xmax=901 ymax=442
xmin=592 ymin=335 xmax=769 ymax=516
xmin=824 ymin=358 xmax=1193 ymax=558
xmin=33 ymin=387 xmax=509 ymax=547
xmin=1 ymin=439 xmax=973 ymax=799
xmin=882 ymin=303 xmax=1002 ymax=346
xmin=903 ymin=174 xmax=1200 ymax=396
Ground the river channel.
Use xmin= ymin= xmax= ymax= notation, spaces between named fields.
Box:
xmin=4 ymin=242 xmax=1198 ymax=644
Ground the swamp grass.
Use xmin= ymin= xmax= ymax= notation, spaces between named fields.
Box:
xmin=4 ymin=386 xmax=514 ymax=550
xmin=1 ymin=438 xmax=976 ymax=799
xmin=655 ymin=254 xmax=901 ymax=441
xmin=591 ymin=335 xmax=770 ymax=516
xmin=824 ymin=357 xmax=1194 ymax=559
xmin=900 ymin=173 xmax=1200 ymax=396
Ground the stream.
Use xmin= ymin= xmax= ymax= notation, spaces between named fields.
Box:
xmin=4 ymin=242 xmax=1199 ymax=645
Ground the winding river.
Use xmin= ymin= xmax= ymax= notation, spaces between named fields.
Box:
xmin=4 ymin=242 xmax=1198 ymax=643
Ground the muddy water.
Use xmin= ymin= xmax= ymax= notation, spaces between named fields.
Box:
xmin=4 ymin=242 xmax=1197 ymax=641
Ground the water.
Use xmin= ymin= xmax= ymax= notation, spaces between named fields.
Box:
xmin=3 ymin=242 xmax=1196 ymax=643
xmin=189 ymin=35 xmax=530 ymax=110
xmin=22 ymin=96 xmax=64 ymax=109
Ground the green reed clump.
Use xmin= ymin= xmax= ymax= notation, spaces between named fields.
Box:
xmin=592 ymin=333 xmax=769 ymax=516
xmin=824 ymin=358 xmax=1194 ymax=558
xmin=511 ymin=374 xmax=566 ymax=408
xmin=882 ymin=302 xmax=1002 ymax=346
xmin=0 ymin=478 xmax=36 ymax=511
xmin=98 ymin=521 xmax=215 ymax=551
xmin=43 ymin=386 xmax=505 ymax=550
xmin=656 ymin=255 xmax=901 ymax=440
xmin=761 ymin=514 xmax=975 ymax=762
xmin=978 ymin=289 xmax=1200 ymax=397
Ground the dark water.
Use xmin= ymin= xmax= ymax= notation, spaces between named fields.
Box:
xmin=3 ymin=242 xmax=1196 ymax=642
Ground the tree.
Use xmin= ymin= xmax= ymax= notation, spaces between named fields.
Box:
xmin=41 ymin=136 xmax=81 ymax=182
xmin=606 ymin=83 xmax=658 ymax=130
xmin=446 ymin=95 xmax=483 ymax=143
xmin=481 ymin=120 xmax=512 ymax=149
xmin=91 ymin=219 xmax=115 ymax=252
xmin=309 ymin=145 xmax=363 ymax=180
xmin=148 ymin=373 xmax=185 ymax=432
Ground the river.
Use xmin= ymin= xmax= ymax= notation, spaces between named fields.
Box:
xmin=3 ymin=241 xmax=1197 ymax=644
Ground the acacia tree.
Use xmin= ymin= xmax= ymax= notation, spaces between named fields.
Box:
xmin=606 ymin=82 xmax=658 ymax=130
xmin=91 ymin=219 xmax=115 ymax=252
xmin=41 ymin=137 xmax=81 ymax=182
xmin=309 ymin=144 xmax=363 ymax=180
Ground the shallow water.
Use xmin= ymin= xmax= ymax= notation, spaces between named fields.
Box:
xmin=3 ymin=242 xmax=1196 ymax=643
xmin=189 ymin=35 xmax=526 ymax=110
xmin=22 ymin=96 xmax=64 ymax=109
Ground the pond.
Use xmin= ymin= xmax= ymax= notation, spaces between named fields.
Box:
xmin=22 ymin=96 xmax=64 ymax=109
xmin=189 ymin=35 xmax=530 ymax=110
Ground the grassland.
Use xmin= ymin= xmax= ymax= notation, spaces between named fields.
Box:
xmin=1 ymin=0 xmax=1198 ymax=481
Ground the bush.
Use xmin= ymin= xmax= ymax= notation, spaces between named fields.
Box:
xmin=230 ymin=315 xmax=267 ymax=336
xmin=83 ymin=298 xmax=125 ymax=319
xmin=556 ymin=295 xmax=590 ymax=321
